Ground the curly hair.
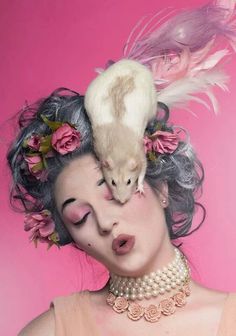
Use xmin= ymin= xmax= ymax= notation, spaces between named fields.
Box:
xmin=7 ymin=87 xmax=205 ymax=246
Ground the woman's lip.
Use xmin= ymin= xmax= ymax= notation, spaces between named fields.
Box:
xmin=112 ymin=234 xmax=135 ymax=255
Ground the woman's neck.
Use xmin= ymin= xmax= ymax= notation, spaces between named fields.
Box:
xmin=108 ymin=247 xmax=190 ymax=302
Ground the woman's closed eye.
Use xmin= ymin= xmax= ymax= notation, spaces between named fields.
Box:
xmin=73 ymin=211 xmax=91 ymax=226
xmin=97 ymin=177 xmax=105 ymax=186
xmin=98 ymin=177 xmax=114 ymax=201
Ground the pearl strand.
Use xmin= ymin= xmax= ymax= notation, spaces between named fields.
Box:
xmin=109 ymin=248 xmax=190 ymax=301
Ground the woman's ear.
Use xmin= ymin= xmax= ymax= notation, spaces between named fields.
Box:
xmin=158 ymin=181 xmax=169 ymax=208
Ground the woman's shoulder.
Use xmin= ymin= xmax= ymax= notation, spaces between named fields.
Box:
xmin=18 ymin=291 xmax=89 ymax=336
xmin=18 ymin=308 xmax=55 ymax=336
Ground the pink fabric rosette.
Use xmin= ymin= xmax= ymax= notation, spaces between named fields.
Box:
xmin=51 ymin=124 xmax=81 ymax=155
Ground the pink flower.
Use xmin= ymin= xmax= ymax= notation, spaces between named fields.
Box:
xmin=24 ymin=210 xmax=55 ymax=243
xmin=27 ymin=135 xmax=41 ymax=151
xmin=51 ymin=124 xmax=81 ymax=155
xmin=24 ymin=155 xmax=48 ymax=181
xmin=143 ymin=136 xmax=153 ymax=154
xmin=151 ymin=130 xmax=179 ymax=154
xmin=144 ymin=130 xmax=179 ymax=155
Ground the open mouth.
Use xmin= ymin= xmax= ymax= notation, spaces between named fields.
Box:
xmin=112 ymin=234 xmax=135 ymax=255
xmin=119 ymin=240 xmax=127 ymax=247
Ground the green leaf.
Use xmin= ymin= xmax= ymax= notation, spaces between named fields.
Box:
xmin=42 ymin=155 xmax=48 ymax=169
xmin=40 ymin=115 xmax=64 ymax=131
xmin=31 ymin=161 xmax=44 ymax=173
xmin=26 ymin=152 xmax=41 ymax=157
xmin=22 ymin=139 xmax=29 ymax=148
xmin=156 ymin=123 xmax=162 ymax=131
xmin=147 ymin=152 xmax=157 ymax=161
xmin=39 ymin=135 xmax=52 ymax=154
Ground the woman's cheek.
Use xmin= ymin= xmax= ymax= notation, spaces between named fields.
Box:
xmin=103 ymin=185 xmax=113 ymax=200
xmin=123 ymin=183 xmax=155 ymax=214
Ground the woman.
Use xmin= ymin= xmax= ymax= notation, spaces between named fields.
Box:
xmin=7 ymin=87 xmax=236 ymax=335
xmin=7 ymin=2 xmax=236 ymax=335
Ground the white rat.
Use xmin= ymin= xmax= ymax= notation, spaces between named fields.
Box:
xmin=84 ymin=59 xmax=157 ymax=203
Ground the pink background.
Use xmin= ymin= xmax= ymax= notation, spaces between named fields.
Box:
xmin=1 ymin=0 xmax=236 ymax=335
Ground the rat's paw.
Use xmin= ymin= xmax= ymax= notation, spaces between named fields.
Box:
xmin=135 ymin=184 xmax=145 ymax=195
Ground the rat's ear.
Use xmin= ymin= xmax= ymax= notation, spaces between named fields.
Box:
xmin=127 ymin=158 xmax=138 ymax=171
xmin=102 ymin=158 xmax=114 ymax=170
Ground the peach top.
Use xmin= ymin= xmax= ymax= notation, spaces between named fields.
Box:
xmin=50 ymin=291 xmax=236 ymax=335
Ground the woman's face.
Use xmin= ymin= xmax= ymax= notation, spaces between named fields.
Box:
xmin=54 ymin=154 xmax=173 ymax=277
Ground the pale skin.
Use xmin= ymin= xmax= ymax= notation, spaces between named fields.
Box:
xmin=19 ymin=154 xmax=228 ymax=336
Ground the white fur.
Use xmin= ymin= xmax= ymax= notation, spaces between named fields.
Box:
xmin=84 ymin=59 xmax=157 ymax=202
xmin=84 ymin=59 xmax=157 ymax=134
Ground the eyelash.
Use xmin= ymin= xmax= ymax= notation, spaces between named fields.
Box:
xmin=97 ymin=178 xmax=105 ymax=186
xmin=74 ymin=212 xmax=90 ymax=226
xmin=73 ymin=178 xmax=106 ymax=226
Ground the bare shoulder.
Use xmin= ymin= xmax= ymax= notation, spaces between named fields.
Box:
xmin=18 ymin=308 xmax=55 ymax=336
xmin=191 ymin=280 xmax=228 ymax=305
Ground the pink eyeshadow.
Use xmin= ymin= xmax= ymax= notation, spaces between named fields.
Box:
xmin=64 ymin=205 xmax=91 ymax=223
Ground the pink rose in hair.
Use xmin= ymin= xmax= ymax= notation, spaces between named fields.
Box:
xmin=24 ymin=155 xmax=48 ymax=181
xmin=144 ymin=130 xmax=179 ymax=155
xmin=24 ymin=210 xmax=55 ymax=243
xmin=151 ymin=130 xmax=179 ymax=154
xmin=27 ymin=135 xmax=41 ymax=151
xmin=51 ymin=124 xmax=81 ymax=155
xmin=143 ymin=136 xmax=153 ymax=154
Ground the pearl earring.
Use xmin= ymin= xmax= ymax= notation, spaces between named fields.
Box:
xmin=161 ymin=199 xmax=168 ymax=207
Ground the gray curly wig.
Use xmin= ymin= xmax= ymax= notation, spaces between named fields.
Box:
xmin=7 ymin=88 xmax=205 ymax=246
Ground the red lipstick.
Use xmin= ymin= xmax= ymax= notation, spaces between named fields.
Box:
xmin=112 ymin=234 xmax=135 ymax=255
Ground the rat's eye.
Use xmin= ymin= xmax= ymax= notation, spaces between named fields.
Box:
xmin=112 ymin=179 xmax=116 ymax=187
xmin=127 ymin=179 xmax=131 ymax=185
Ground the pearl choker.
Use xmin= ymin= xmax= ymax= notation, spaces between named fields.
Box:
xmin=109 ymin=248 xmax=190 ymax=301
xmin=106 ymin=248 xmax=191 ymax=323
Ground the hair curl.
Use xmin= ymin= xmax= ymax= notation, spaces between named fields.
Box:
xmin=7 ymin=88 xmax=205 ymax=246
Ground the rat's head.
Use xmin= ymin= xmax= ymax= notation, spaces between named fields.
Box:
xmin=102 ymin=157 xmax=140 ymax=203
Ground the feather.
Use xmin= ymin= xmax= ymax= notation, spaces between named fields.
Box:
xmin=123 ymin=8 xmax=176 ymax=57
xmin=124 ymin=3 xmax=236 ymax=62
xmin=216 ymin=0 xmax=236 ymax=20
xmin=156 ymin=69 xmax=229 ymax=113
xmin=190 ymin=49 xmax=229 ymax=74
xmin=121 ymin=1 xmax=236 ymax=112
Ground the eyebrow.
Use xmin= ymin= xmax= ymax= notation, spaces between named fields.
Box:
xmin=61 ymin=198 xmax=76 ymax=213
xmin=61 ymin=177 xmax=104 ymax=213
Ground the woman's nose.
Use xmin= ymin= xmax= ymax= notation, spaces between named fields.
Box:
xmin=94 ymin=204 xmax=118 ymax=235
xmin=97 ymin=215 xmax=118 ymax=235
xmin=93 ymin=188 xmax=121 ymax=234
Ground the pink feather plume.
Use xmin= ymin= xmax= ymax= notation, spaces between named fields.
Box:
xmin=121 ymin=1 xmax=236 ymax=112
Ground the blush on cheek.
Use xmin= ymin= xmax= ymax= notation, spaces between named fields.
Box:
xmin=103 ymin=186 xmax=113 ymax=200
